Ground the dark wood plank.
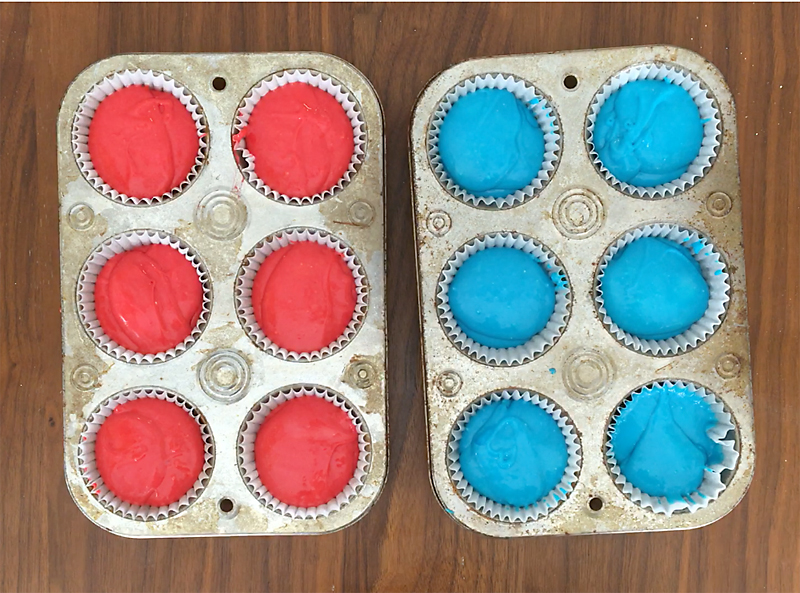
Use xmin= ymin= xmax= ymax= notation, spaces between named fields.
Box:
xmin=1 ymin=2 xmax=798 ymax=591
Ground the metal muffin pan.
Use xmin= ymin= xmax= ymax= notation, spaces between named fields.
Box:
xmin=58 ymin=52 xmax=387 ymax=537
xmin=410 ymin=45 xmax=754 ymax=536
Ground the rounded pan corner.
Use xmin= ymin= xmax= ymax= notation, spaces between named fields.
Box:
xmin=427 ymin=475 xmax=471 ymax=530
xmin=63 ymin=460 xmax=129 ymax=538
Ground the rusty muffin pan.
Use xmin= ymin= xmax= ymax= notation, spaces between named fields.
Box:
xmin=410 ymin=45 xmax=754 ymax=536
xmin=58 ymin=52 xmax=387 ymax=537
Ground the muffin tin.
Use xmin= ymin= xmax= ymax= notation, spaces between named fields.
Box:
xmin=58 ymin=52 xmax=387 ymax=537
xmin=410 ymin=45 xmax=754 ymax=536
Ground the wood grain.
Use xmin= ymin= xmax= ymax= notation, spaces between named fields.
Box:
xmin=1 ymin=3 xmax=798 ymax=592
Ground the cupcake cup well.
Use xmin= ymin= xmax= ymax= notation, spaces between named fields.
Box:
xmin=76 ymin=230 xmax=212 ymax=364
xmin=586 ymin=63 xmax=721 ymax=198
xmin=594 ymin=223 xmax=730 ymax=356
xmin=71 ymin=69 xmax=208 ymax=206
xmin=448 ymin=389 xmax=581 ymax=522
xmin=77 ymin=387 xmax=214 ymax=521
xmin=427 ymin=73 xmax=561 ymax=209
xmin=237 ymin=385 xmax=371 ymax=520
xmin=235 ymin=227 xmax=369 ymax=362
xmin=437 ymin=232 xmax=571 ymax=366
xmin=233 ymin=69 xmax=366 ymax=205
xmin=605 ymin=380 xmax=739 ymax=516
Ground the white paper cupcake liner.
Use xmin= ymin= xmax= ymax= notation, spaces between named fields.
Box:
xmin=437 ymin=232 xmax=571 ymax=366
xmin=427 ymin=73 xmax=561 ymax=209
xmin=605 ymin=380 xmax=739 ymax=516
xmin=233 ymin=69 xmax=366 ymax=205
xmin=237 ymin=385 xmax=371 ymax=519
xmin=76 ymin=230 xmax=212 ymax=364
xmin=595 ymin=223 xmax=730 ymax=356
xmin=586 ymin=63 xmax=721 ymax=198
xmin=71 ymin=69 xmax=208 ymax=205
xmin=448 ymin=389 xmax=581 ymax=522
xmin=235 ymin=228 xmax=368 ymax=361
xmin=77 ymin=387 xmax=214 ymax=521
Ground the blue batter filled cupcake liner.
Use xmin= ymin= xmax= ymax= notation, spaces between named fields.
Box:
xmin=605 ymin=380 xmax=738 ymax=516
xmin=233 ymin=70 xmax=366 ymax=205
xmin=595 ymin=223 xmax=730 ymax=356
xmin=77 ymin=387 xmax=215 ymax=521
xmin=234 ymin=228 xmax=369 ymax=362
xmin=437 ymin=232 xmax=571 ymax=366
xmin=447 ymin=389 xmax=582 ymax=522
xmin=427 ymin=74 xmax=561 ymax=209
xmin=237 ymin=385 xmax=371 ymax=519
xmin=586 ymin=63 xmax=721 ymax=198
xmin=71 ymin=69 xmax=209 ymax=206
xmin=76 ymin=230 xmax=213 ymax=364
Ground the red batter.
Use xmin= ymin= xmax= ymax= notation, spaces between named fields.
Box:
xmin=252 ymin=241 xmax=357 ymax=353
xmin=94 ymin=244 xmax=203 ymax=355
xmin=88 ymin=85 xmax=199 ymax=199
xmin=94 ymin=398 xmax=205 ymax=507
xmin=254 ymin=396 xmax=360 ymax=508
xmin=239 ymin=82 xmax=354 ymax=197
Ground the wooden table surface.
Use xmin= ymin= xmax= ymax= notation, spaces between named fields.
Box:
xmin=1 ymin=3 xmax=798 ymax=592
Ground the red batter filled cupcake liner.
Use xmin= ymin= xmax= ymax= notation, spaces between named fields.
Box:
xmin=605 ymin=380 xmax=738 ymax=516
xmin=237 ymin=385 xmax=371 ymax=520
xmin=427 ymin=73 xmax=561 ymax=209
xmin=448 ymin=389 xmax=581 ymax=522
xmin=436 ymin=232 xmax=571 ymax=366
xmin=586 ymin=63 xmax=721 ymax=199
xmin=71 ymin=69 xmax=208 ymax=206
xmin=77 ymin=387 xmax=215 ymax=521
xmin=235 ymin=228 xmax=368 ymax=361
xmin=594 ymin=223 xmax=730 ymax=356
xmin=233 ymin=69 xmax=366 ymax=205
xmin=76 ymin=230 xmax=212 ymax=364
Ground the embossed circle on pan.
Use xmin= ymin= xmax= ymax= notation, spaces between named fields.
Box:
xmin=585 ymin=62 xmax=721 ymax=199
xmin=604 ymin=380 xmax=739 ymax=516
xmin=593 ymin=223 xmax=730 ymax=357
xmin=427 ymin=73 xmax=562 ymax=209
xmin=71 ymin=69 xmax=209 ymax=206
xmin=232 ymin=69 xmax=366 ymax=205
xmin=76 ymin=230 xmax=212 ymax=364
xmin=194 ymin=191 xmax=248 ymax=240
xmin=235 ymin=228 xmax=369 ymax=362
xmin=436 ymin=232 xmax=571 ymax=366
xmin=77 ymin=387 xmax=215 ymax=521
xmin=448 ymin=388 xmax=581 ymax=522
xmin=237 ymin=384 xmax=371 ymax=519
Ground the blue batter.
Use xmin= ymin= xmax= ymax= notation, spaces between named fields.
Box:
xmin=601 ymin=236 xmax=709 ymax=341
xmin=593 ymin=79 xmax=704 ymax=187
xmin=449 ymin=247 xmax=557 ymax=348
xmin=459 ymin=398 xmax=568 ymax=507
xmin=610 ymin=383 xmax=724 ymax=500
xmin=438 ymin=88 xmax=545 ymax=198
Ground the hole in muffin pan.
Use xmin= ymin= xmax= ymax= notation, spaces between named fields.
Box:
xmin=234 ymin=228 xmax=369 ymax=362
xmin=447 ymin=389 xmax=582 ymax=523
xmin=603 ymin=380 xmax=740 ymax=516
xmin=236 ymin=385 xmax=372 ymax=519
xmin=562 ymin=74 xmax=579 ymax=90
xmin=75 ymin=230 xmax=213 ymax=364
xmin=218 ymin=497 xmax=235 ymax=514
xmin=584 ymin=63 xmax=722 ymax=200
xmin=212 ymin=76 xmax=227 ymax=91
xmin=77 ymin=388 xmax=216 ymax=522
xmin=71 ymin=69 xmax=210 ymax=207
xmin=232 ymin=69 xmax=367 ymax=206
xmin=588 ymin=496 xmax=604 ymax=512
xmin=436 ymin=232 xmax=572 ymax=367
xmin=593 ymin=224 xmax=730 ymax=358
xmin=426 ymin=74 xmax=563 ymax=211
